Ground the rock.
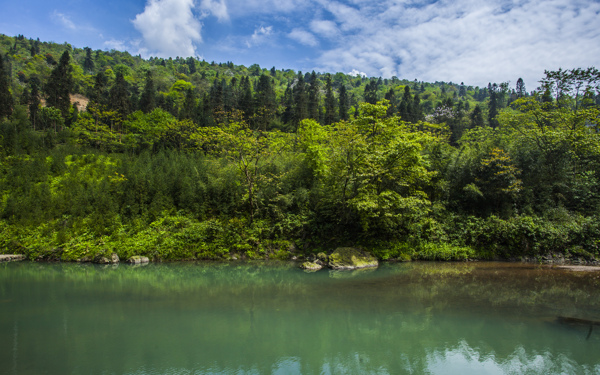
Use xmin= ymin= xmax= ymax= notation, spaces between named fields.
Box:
xmin=317 ymin=252 xmax=328 ymax=262
xmin=0 ymin=254 xmax=25 ymax=262
xmin=94 ymin=253 xmax=120 ymax=264
xmin=300 ymin=261 xmax=323 ymax=271
xmin=127 ymin=256 xmax=149 ymax=264
xmin=328 ymin=247 xmax=378 ymax=270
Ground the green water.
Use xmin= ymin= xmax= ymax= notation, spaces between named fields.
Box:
xmin=1 ymin=261 xmax=599 ymax=374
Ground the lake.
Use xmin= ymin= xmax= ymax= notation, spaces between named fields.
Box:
xmin=1 ymin=261 xmax=599 ymax=374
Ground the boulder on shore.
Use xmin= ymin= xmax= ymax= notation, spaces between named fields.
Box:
xmin=300 ymin=261 xmax=323 ymax=271
xmin=127 ymin=256 xmax=150 ymax=264
xmin=0 ymin=254 xmax=25 ymax=262
xmin=328 ymin=247 xmax=378 ymax=270
xmin=94 ymin=253 xmax=120 ymax=264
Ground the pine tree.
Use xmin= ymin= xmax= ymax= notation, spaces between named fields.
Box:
xmin=46 ymin=51 xmax=73 ymax=119
xmin=338 ymin=84 xmax=349 ymax=121
xmin=516 ymin=78 xmax=526 ymax=98
xmin=324 ymin=74 xmax=337 ymax=125
xmin=0 ymin=53 xmax=13 ymax=119
xmin=83 ymin=47 xmax=95 ymax=73
xmin=239 ymin=76 xmax=254 ymax=120
xmin=28 ymin=81 xmax=41 ymax=130
xmin=399 ymin=86 xmax=413 ymax=122
xmin=488 ymin=89 xmax=499 ymax=128
xmin=109 ymin=72 xmax=130 ymax=117
xmin=139 ymin=71 xmax=155 ymax=113
xmin=307 ymin=71 xmax=320 ymax=121
xmin=384 ymin=88 xmax=396 ymax=117
xmin=255 ymin=74 xmax=276 ymax=130
xmin=293 ymin=72 xmax=308 ymax=125
xmin=179 ymin=88 xmax=196 ymax=120
xmin=470 ymin=104 xmax=484 ymax=128
xmin=364 ymin=80 xmax=378 ymax=104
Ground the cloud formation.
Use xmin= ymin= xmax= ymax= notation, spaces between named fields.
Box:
xmin=311 ymin=0 xmax=600 ymax=86
xmin=246 ymin=26 xmax=273 ymax=47
xmin=132 ymin=0 xmax=202 ymax=57
xmin=51 ymin=11 xmax=76 ymax=30
xmin=288 ymin=28 xmax=318 ymax=46
xmin=127 ymin=0 xmax=600 ymax=86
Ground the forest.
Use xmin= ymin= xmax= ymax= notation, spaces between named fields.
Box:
xmin=1 ymin=33 xmax=599 ymax=262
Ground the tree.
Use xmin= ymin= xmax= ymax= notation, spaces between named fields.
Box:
xmin=339 ymin=84 xmax=349 ymax=121
xmin=254 ymin=74 xmax=276 ymax=130
xmin=200 ymin=121 xmax=290 ymax=223
xmin=0 ymin=53 xmax=13 ymax=119
xmin=323 ymin=74 xmax=337 ymax=125
xmin=139 ymin=71 xmax=156 ymax=113
xmin=516 ymin=78 xmax=526 ymax=98
xmin=109 ymin=72 xmax=130 ymax=117
xmin=307 ymin=71 xmax=320 ymax=121
xmin=293 ymin=72 xmax=308 ymax=126
xmin=364 ymin=80 xmax=378 ymax=104
xmin=28 ymin=81 xmax=41 ymax=130
xmin=46 ymin=51 xmax=73 ymax=119
xmin=470 ymin=104 xmax=484 ymax=128
xmin=83 ymin=47 xmax=95 ymax=74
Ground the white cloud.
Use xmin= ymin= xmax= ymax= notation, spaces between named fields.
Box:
xmin=103 ymin=39 xmax=128 ymax=51
xmin=310 ymin=19 xmax=339 ymax=38
xmin=288 ymin=28 xmax=319 ymax=46
xmin=348 ymin=69 xmax=367 ymax=77
xmin=200 ymin=0 xmax=229 ymax=22
xmin=132 ymin=0 xmax=202 ymax=58
xmin=312 ymin=0 xmax=600 ymax=86
xmin=246 ymin=26 xmax=273 ymax=47
xmin=51 ymin=11 xmax=76 ymax=30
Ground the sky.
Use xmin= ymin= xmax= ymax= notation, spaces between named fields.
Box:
xmin=1 ymin=0 xmax=599 ymax=87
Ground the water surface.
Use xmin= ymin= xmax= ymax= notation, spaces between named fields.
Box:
xmin=1 ymin=261 xmax=599 ymax=374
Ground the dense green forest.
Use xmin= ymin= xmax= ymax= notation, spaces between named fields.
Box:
xmin=1 ymin=34 xmax=599 ymax=262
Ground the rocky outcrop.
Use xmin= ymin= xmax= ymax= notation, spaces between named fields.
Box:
xmin=300 ymin=261 xmax=323 ymax=271
xmin=126 ymin=256 xmax=149 ymax=264
xmin=0 ymin=254 xmax=25 ymax=262
xmin=94 ymin=253 xmax=120 ymax=264
xmin=328 ymin=247 xmax=378 ymax=270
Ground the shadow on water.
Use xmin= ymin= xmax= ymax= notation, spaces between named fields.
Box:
xmin=1 ymin=261 xmax=599 ymax=374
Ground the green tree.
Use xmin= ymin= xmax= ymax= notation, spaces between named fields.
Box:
xmin=324 ymin=74 xmax=337 ymax=125
xmin=0 ymin=53 xmax=13 ymax=119
xmin=139 ymin=71 xmax=156 ymax=113
xmin=46 ymin=51 xmax=73 ymax=119
xmin=339 ymin=84 xmax=349 ymax=121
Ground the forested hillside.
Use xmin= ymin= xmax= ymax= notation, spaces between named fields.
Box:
xmin=1 ymin=34 xmax=599 ymax=262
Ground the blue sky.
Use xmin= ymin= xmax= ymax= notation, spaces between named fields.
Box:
xmin=1 ymin=0 xmax=600 ymax=87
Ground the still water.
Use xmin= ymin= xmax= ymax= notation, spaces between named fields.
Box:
xmin=1 ymin=261 xmax=599 ymax=374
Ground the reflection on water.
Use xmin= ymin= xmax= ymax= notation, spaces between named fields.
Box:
xmin=1 ymin=261 xmax=599 ymax=374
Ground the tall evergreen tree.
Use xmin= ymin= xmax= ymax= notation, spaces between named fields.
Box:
xmin=307 ymin=71 xmax=320 ymax=121
xmin=109 ymin=72 xmax=130 ymax=117
xmin=293 ymin=72 xmax=308 ymax=125
xmin=364 ymin=80 xmax=378 ymax=104
xmin=323 ymin=74 xmax=337 ymax=125
xmin=516 ymin=78 xmax=526 ymax=98
xmin=255 ymin=74 xmax=276 ymax=130
xmin=179 ymin=88 xmax=196 ymax=120
xmin=384 ymin=88 xmax=396 ymax=117
xmin=470 ymin=104 xmax=485 ymax=128
xmin=488 ymin=89 xmax=499 ymax=128
xmin=45 ymin=51 xmax=73 ymax=119
xmin=139 ymin=71 xmax=155 ymax=113
xmin=0 ymin=53 xmax=13 ymax=119
xmin=399 ymin=86 xmax=413 ymax=121
xmin=338 ymin=84 xmax=349 ymax=121
xmin=239 ymin=76 xmax=254 ymax=120
xmin=83 ymin=47 xmax=95 ymax=74
xmin=28 ymin=81 xmax=41 ymax=130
